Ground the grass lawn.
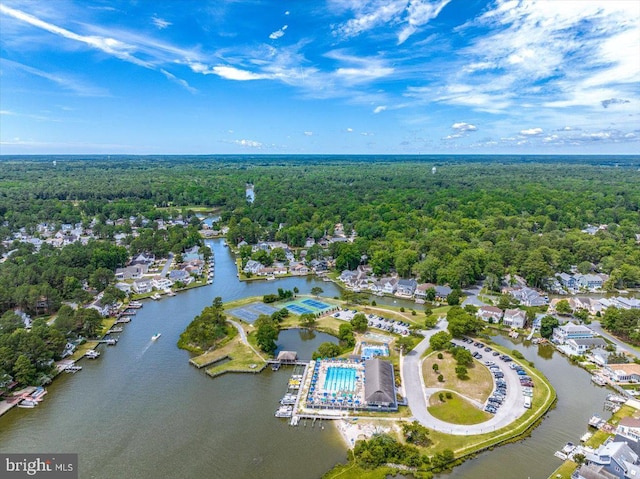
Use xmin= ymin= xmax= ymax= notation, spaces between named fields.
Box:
xmin=422 ymin=352 xmax=493 ymax=402
xmin=70 ymin=341 xmax=100 ymax=361
xmin=322 ymin=464 xmax=400 ymax=479
xmin=427 ymin=391 xmax=492 ymax=425
xmin=190 ymin=335 xmax=266 ymax=376
xmin=548 ymin=460 xmax=578 ymax=479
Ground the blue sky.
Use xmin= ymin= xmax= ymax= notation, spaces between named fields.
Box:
xmin=0 ymin=0 xmax=638 ymax=155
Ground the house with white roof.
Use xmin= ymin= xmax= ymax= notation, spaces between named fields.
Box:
xmin=552 ymin=322 xmax=595 ymax=344
xmin=477 ymin=306 xmax=503 ymax=323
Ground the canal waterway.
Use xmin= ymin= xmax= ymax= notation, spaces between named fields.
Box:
xmin=0 ymin=238 xmax=614 ymax=478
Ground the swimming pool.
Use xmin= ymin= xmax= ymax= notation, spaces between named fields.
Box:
xmin=361 ymin=344 xmax=389 ymax=360
xmin=323 ymin=367 xmax=357 ymax=392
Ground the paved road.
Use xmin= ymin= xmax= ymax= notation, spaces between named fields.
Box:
xmin=461 ymin=283 xmax=487 ymax=307
xmin=160 ymin=253 xmax=174 ymax=277
xmin=229 ymin=319 xmax=265 ymax=361
xmin=401 ymin=320 xmax=527 ymax=435
xmin=590 ymin=320 xmax=640 ymax=360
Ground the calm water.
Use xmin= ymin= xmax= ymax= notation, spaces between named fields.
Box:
xmin=0 ymin=239 xmax=612 ymax=478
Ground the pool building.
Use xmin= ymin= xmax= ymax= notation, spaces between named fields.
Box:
xmin=305 ymin=358 xmax=397 ymax=411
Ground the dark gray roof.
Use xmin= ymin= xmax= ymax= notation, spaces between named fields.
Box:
xmin=364 ymin=359 xmax=396 ymax=406
xmin=574 ymin=464 xmax=617 ymax=479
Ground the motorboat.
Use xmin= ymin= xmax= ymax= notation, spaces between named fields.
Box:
xmin=152 ymin=333 xmax=161 ymax=341
xmin=84 ymin=349 xmax=100 ymax=359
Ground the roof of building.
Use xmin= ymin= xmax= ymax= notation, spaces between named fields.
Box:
xmin=569 ymin=338 xmax=607 ymax=347
xmin=620 ymin=418 xmax=640 ymax=429
xmin=610 ymin=363 xmax=640 ymax=376
xmin=478 ymin=306 xmax=503 ymax=314
xmin=364 ymin=359 xmax=396 ymax=405
xmin=504 ymin=308 xmax=526 ymax=318
xmin=574 ymin=464 xmax=618 ymax=479
xmin=277 ymin=351 xmax=298 ymax=361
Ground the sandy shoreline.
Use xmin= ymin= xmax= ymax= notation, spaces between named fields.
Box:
xmin=335 ymin=418 xmax=397 ymax=449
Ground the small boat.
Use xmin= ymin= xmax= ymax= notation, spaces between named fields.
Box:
xmin=65 ymin=366 xmax=82 ymax=373
xmin=151 ymin=293 xmax=161 ymax=300
xmin=266 ymin=275 xmax=275 ymax=281
xmin=152 ymin=333 xmax=161 ymax=341
xmin=18 ymin=399 xmax=38 ymax=408
xmin=85 ymin=349 xmax=100 ymax=359
xmin=105 ymin=338 xmax=118 ymax=346
xmin=272 ymin=362 xmax=281 ymax=371
xmin=274 ymin=405 xmax=293 ymax=418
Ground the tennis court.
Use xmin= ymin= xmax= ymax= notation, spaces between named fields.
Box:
xmin=282 ymin=298 xmax=336 ymax=316
xmin=285 ymin=303 xmax=314 ymax=315
xmin=301 ymin=298 xmax=330 ymax=309
xmin=228 ymin=302 xmax=278 ymax=323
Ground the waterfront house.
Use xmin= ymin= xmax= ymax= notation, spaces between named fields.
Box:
xmin=414 ymin=283 xmax=431 ymax=301
xmin=552 ymin=322 xmax=595 ymax=344
xmin=617 ymin=418 xmax=640 ymax=443
xmin=588 ymin=348 xmax=611 ymax=366
xmin=152 ymin=277 xmax=173 ymax=290
xmin=396 ymin=279 xmax=417 ymax=297
xmin=169 ymin=269 xmax=190 ymax=282
xmin=477 ymin=306 xmax=503 ymax=323
xmin=503 ymin=309 xmax=527 ymax=329
xmin=243 ymin=260 xmax=263 ymax=275
xmin=612 ymin=297 xmax=640 ymax=310
xmin=434 ymin=285 xmax=452 ymax=300
xmin=132 ymin=278 xmax=153 ymax=294
xmin=290 ymin=263 xmax=310 ymax=275
xmin=584 ymin=440 xmax=639 ymax=479
xmin=566 ymin=338 xmax=608 ymax=356
xmin=382 ymin=278 xmax=398 ymax=295
xmin=557 ymin=272 xmax=578 ymax=289
xmin=115 ymin=282 xmax=132 ymax=294
xmin=606 ymin=364 xmax=640 ymax=383
xmin=364 ymin=359 xmax=397 ymax=410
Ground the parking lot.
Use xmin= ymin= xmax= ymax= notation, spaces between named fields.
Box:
xmin=332 ymin=309 xmax=410 ymax=336
xmin=452 ymin=337 xmax=527 ymax=419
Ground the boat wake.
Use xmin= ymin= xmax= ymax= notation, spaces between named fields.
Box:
xmin=138 ymin=341 xmax=154 ymax=359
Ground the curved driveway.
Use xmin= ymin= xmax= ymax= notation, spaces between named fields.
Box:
xmin=401 ymin=320 xmax=527 ymax=435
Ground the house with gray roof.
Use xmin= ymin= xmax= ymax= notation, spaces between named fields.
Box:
xmin=552 ymin=322 xmax=595 ymax=344
xmin=503 ymin=309 xmax=527 ymax=329
xmin=396 ymin=279 xmax=417 ymax=297
xmin=584 ymin=440 xmax=639 ymax=479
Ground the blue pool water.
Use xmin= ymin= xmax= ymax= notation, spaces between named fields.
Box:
xmin=324 ymin=367 xmax=357 ymax=392
xmin=361 ymin=345 xmax=389 ymax=359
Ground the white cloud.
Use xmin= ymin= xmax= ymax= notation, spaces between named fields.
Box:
xmin=398 ymin=0 xmax=452 ymax=44
xmin=0 ymin=4 xmax=151 ymax=68
xmin=210 ymin=65 xmax=270 ymax=81
xmin=285 ymin=11 xmax=290 ymax=15
xmin=520 ymin=128 xmax=543 ymax=136
xmin=1 ymin=58 xmax=109 ymax=96
xmin=373 ymin=105 xmax=387 ymax=113
xmin=304 ymin=131 xmax=313 ymax=136
xmin=234 ymin=139 xmax=263 ymax=148
xmin=452 ymin=122 xmax=477 ymax=131
xmin=269 ymin=25 xmax=288 ymax=40
xmin=442 ymin=133 xmax=462 ymax=140
xmin=160 ymin=69 xmax=197 ymax=94
xmin=152 ymin=16 xmax=171 ymax=29
xmin=346 ymin=127 xmax=353 ymax=132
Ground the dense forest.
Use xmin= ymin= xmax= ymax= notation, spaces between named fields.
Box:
xmin=2 ymin=156 xmax=639 ymax=292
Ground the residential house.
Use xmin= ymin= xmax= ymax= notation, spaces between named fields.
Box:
xmin=115 ymin=265 xmax=146 ymax=280
xmin=130 ymin=252 xmax=155 ymax=266
xmin=290 ymin=263 xmax=310 ymax=276
xmin=557 ymin=272 xmax=578 ymax=289
xmin=617 ymin=418 xmax=640 ymax=443
xmin=588 ymin=347 xmax=611 ymax=366
xmin=396 ymin=279 xmax=418 ymax=297
xmin=115 ymin=282 xmax=132 ymax=294
xmin=152 ymin=277 xmax=173 ymax=290
xmin=132 ymin=278 xmax=153 ymax=294
xmin=584 ymin=440 xmax=639 ymax=479
xmin=477 ymin=306 xmax=503 ymax=323
xmin=566 ymin=338 xmax=608 ymax=356
xmin=552 ymin=322 xmax=595 ymax=344
xmin=503 ymin=309 xmax=527 ymax=329
xmin=382 ymin=278 xmax=398 ymax=295
xmin=606 ymin=364 xmax=640 ymax=383
xmin=305 ymin=237 xmax=316 ymax=248
xmin=576 ymin=273 xmax=609 ymax=290
xmin=169 ymin=270 xmax=190 ymax=282
xmin=572 ymin=464 xmax=618 ymax=479
xmin=244 ymin=260 xmax=263 ymax=275
xmin=414 ymin=283 xmax=432 ymax=301
xmin=309 ymin=259 xmax=328 ymax=273
xmin=613 ymin=297 xmax=640 ymax=310
xmin=434 ymin=285 xmax=452 ymax=300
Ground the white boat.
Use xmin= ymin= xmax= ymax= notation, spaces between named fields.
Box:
xmin=266 ymin=275 xmax=275 ymax=281
xmin=18 ymin=399 xmax=38 ymax=408
xmin=151 ymin=293 xmax=161 ymax=300
xmin=85 ymin=349 xmax=100 ymax=359
xmin=152 ymin=333 xmax=161 ymax=341
xmin=274 ymin=405 xmax=293 ymax=418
